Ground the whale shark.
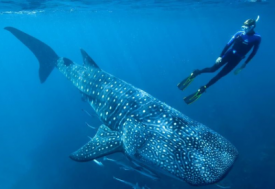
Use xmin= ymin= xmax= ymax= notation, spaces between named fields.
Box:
xmin=5 ymin=27 xmax=238 ymax=186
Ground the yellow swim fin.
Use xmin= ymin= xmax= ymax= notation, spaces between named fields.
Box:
xmin=184 ymin=86 xmax=206 ymax=105
xmin=177 ymin=70 xmax=200 ymax=91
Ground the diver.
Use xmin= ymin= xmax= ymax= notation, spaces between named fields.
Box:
xmin=178 ymin=16 xmax=261 ymax=104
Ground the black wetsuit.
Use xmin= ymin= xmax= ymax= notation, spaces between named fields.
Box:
xmin=198 ymin=30 xmax=261 ymax=88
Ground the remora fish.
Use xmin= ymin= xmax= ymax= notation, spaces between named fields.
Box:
xmin=5 ymin=27 xmax=238 ymax=186
xmin=103 ymin=157 xmax=159 ymax=180
xmin=113 ymin=177 xmax=150 ymax=189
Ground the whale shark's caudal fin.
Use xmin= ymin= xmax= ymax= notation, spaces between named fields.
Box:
xmin=70 ymin=124 xmax=123 ymax=162
xmin=4 ymin=27 xmax=59 ymax=83
xmin=80 ymin=49 xmax=100 ymax=70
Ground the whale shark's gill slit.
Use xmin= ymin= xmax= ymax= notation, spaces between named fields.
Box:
xmin=5 ymin=27 xmax=59 ymax=83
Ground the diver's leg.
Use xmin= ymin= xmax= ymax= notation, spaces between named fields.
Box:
xmin=198 ymin=61 xmax=226 ymax=74
xmin=205 ymin=58 xmax=241 ymax=88
xmin=178 ymin=59 xmax=227 ymax=91
xmin=183 ymin=58 xmax=241 ymax=105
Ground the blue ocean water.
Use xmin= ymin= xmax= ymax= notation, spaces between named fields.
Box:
xmin=0 ymin=0 xmax=274 ymax=189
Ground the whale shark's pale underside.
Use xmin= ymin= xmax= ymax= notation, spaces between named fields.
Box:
xmin=5 ymin=27 xmax=238 ymax=186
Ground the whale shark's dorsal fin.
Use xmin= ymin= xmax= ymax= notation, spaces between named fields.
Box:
xmin=80 ymin=49 xmax=100 ymax=70
xmin=70 ymin=124 xmax=122 ymax=162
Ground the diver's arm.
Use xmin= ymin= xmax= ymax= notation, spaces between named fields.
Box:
xmin=220 ymin=31 xmax=242 ymax=57
xmin=243 ymin=38 xmax=261 ymax=66
xmin=216 ymin=44 xmax=232 ymax=64
xmin=216 ymin=44 xmax=231 ymax=64
xmin=220 ymin=44 xmax=231 ymax=57
xmin=236 ymin=37 xmax=261 ymax=74
xmin=216 ymin=33 xmax=239 ymax=64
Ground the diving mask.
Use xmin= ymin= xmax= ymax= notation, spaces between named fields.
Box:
xmin=241 ymin=25 xmax=254 ymax=33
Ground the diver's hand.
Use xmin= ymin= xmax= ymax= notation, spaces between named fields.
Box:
xmin=234 ymin=64 xmax=246 ymax=75
xmin=216 ymin=57 xmax=222 ymax=64
xmin=241 ymin=63 xmax=246 ymax=69
xmin=234 ymin=68 xmax=242 ymax=75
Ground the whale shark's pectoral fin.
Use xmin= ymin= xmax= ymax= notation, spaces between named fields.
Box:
xmin=70 ymin=124 xmax=123 ymax=162
xmin=80 ymin=49 xmax=100 ymax=70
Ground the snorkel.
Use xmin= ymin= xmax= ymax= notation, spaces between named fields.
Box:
xmin=255 ymin=15 xmax=260 ymax=22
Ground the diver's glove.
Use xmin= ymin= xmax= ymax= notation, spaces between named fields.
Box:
xmin=216 ymin=57 xmax=222 ymax=64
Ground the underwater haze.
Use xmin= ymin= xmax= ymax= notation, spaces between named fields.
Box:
xmin=0 ymin=0 xmax=274 ymax=189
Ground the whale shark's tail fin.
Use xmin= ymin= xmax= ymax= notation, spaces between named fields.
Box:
xmin=5 ymin=27 xmax=59 ymax=83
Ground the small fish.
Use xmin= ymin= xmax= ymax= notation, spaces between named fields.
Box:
xmin=113 ymin=177 xmax=150 ymax=189
xmin=82 ymin=109 xmax=96 ymax=118
xmin=103 ymin=156 xmax=129 ymax=167
xmin=93 ymin=159 xmax=104 ymax=167
xmin=216 ymin=184 xmax=231 ymax=189
xmin=120 ymin=167 xmax=131 ymax=171
xmin=104 ymin=157 xmax=158 ymax=180
xmin=85 ymin=122 xmax=96 ymax=129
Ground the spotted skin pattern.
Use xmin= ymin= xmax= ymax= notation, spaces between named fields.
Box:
xmin=5 ymin=26 xmax=237 ymax=186
xmin=57 ymin=56 xmax=238 ymax=186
